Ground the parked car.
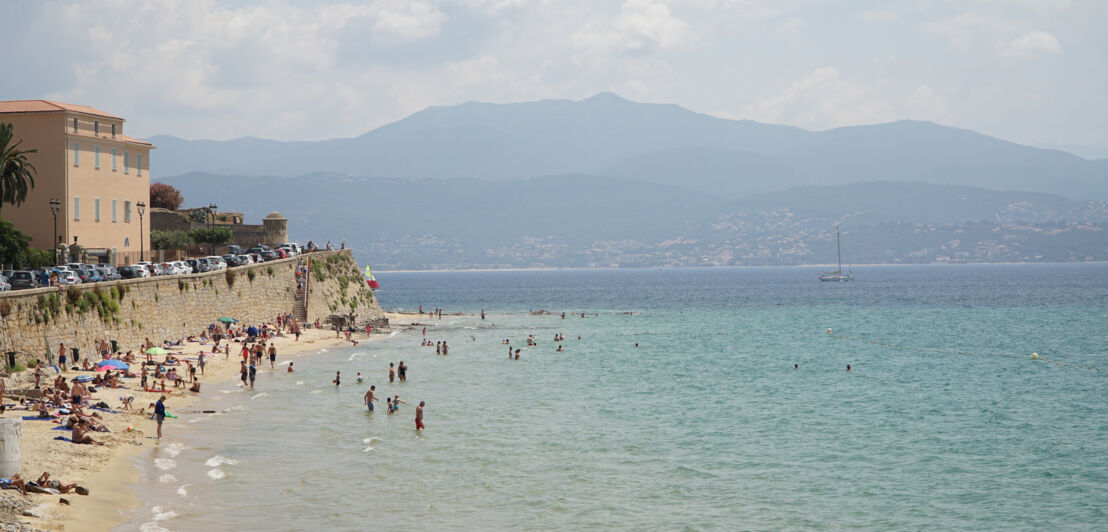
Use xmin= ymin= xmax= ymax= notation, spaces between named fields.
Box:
xmin=0 ymin=277 xmax=10 ymax=291
xmin=237 ymin=254 xmax=255 ymax=265
xmin=95 ymin=265 xmax=120 ymax=281
xmin=205 ymin=256 xmax=227 ymax=271
xmin=9 ymin=270 xmax=36 ymax=290
xmin=172 ymin=261 xmax=192 ymax=274
xmin=250 ymin=253 xmax=263 ymax=264
xmin=246 ymin=244 xmax=271 ymax=254
xmin=117 ymin=265 xmax=139 ymax=279
xmin=259 ymin=250 xmax=279 ymax=261
xmin=55 ymin=269 xmax=79 ymax=285
xmin=276 ymin=245 xmax=298 ymax=257
xmin=134 ymin=264 xmax=152 ymax=278
xmin=227 ymin=245 xmax=244 ymax=255
xmin=222 ymin=254 xmax=241 ymax=267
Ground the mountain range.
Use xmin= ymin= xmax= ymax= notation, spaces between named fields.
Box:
xmin=150 ymin=93 xmax=1108 ymax=200
xmin=151 ymin=93 xmax=1108 ymax=268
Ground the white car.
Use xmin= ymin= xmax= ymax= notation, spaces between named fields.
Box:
xmin=134 ymin=264 xmax=152 ymax=278
xmin=277 ymin=244 xmax=299 ymax=257
xmin=174 ymin=261 xmax=193 ymax=274
xmin=205 ymin=256 xmax=227 ymax=270
xmin=237 ymin=254 xmax=255 ymax=265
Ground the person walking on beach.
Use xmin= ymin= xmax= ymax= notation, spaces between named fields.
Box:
xmin=364 ymin=385 xmax=377 ymax=411
xmin=198 ymin=352 xmax=206 ymax=375
xmin=155 ymin=395 xmax=167 ymax=439
xmin=58 ymin=343 xmax=67 ymax=372
xmin=268 ymin=344 xmax=277 ymax=369
xmin=415 ymin=401 xmax=425 ymax=431
xmin=389 ymin=363 xmax=396 ymax=383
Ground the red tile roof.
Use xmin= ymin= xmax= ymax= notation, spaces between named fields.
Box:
xmin=0 ymin=100 xmax=123 ymax=120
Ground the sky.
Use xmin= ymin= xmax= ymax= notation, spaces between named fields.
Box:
xmin=3 ymin=0 xmax=1107 ymax=157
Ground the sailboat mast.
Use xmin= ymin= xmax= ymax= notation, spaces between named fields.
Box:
xmin=836 ymin=226 xmax=842 ymax=273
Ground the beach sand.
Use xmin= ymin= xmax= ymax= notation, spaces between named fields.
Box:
xmin=0 ymin=313 xmax=419 ymax=531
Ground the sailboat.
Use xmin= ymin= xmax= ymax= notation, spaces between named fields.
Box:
xmin=819 ymin=226 xmax=854 ymax=282
xmin=364 ymin=264 xmax=380 ymax=290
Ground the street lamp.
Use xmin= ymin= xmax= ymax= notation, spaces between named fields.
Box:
xmin=136 ymin=201 xmax=146 ymax=262
xmin=207 ymin=203 xmax=218 ymax=230
xmin=49 ymin=198 xmax=61 ymax=264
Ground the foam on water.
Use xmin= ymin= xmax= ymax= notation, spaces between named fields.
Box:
xmin=177 ymin=484 xmax=189 ymax=497
xmin=164 ymin=442 xmax=186 ymax=457
xmin=205 ymin=455 xmax=238 ymax=467
xmin=154 ymin=458 xmax=177 ymax=471
xmin=207 ymin=468 xmax=225 ymax=480
xmin=251 ymin=392 xmax=269 ymax=400
xmin=157 ymin=474 xmax=177 ymax=483
xmin=151 ymin=506 xmax=177 ymax=521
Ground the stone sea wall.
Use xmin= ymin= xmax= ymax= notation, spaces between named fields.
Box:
xmin=0 ymin=250 xmax=385 ymax=366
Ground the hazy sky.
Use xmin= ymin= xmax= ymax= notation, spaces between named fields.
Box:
xmin=4 ymin=0 xmax=1106 ymax=155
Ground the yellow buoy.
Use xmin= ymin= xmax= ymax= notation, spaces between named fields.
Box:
xmin=1031 ymin=352 xmax=1039 ymax=360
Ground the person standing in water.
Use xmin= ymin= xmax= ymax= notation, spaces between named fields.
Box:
xmin=442 ymin=342 xmax=449 ymax=355
xmin=334 ymin=371 xmax=341 ymax=386
xmin=415 ymin=401 xmax=425 ymax=430
xmin=364 ymin=385 xmax=377 ymax=411
xmin=389 ymin=363 xmax=396 ymax=383
xmin=398 ymin=361 xmax=407 ymax=382
xmin=154 ymin=395 xmax=167 ymax=439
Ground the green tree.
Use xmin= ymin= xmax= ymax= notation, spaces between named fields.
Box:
xmin=0 ymin=218 xmax=49 ymax=267
xmin=0 ymin=123 xmax=37 ymax=216
xmin=187 ymin=227 xmax=232 ymax=245
xmin=151 ymin=230 xmax=196 ymax=249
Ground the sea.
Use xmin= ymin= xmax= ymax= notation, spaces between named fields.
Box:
xmin=122 ymin=264 xmax=1108 ymax=531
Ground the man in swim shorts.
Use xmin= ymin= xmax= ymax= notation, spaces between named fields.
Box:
xmin=415 ymin=401 xmax=425 ymax=430
xmin=364 ymin=385 xmax=377 ymax=411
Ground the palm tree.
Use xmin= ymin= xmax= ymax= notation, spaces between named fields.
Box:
xmin=0 ymin=122 xmax=37 ymax=216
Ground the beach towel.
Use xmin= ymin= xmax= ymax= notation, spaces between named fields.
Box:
xmin=22 ymin=416 xmax=56 ymax=421
xmin=52 ymin=426 xmax=71 ymax=431
xmin=90 ymin=407 xmax=121 ymax=414
xmin=54 ymin=436 xmax=73 ymax=442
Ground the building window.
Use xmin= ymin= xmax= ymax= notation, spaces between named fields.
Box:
xmin=124 ymin=237 xmax=130 ymax=248
xmin=124 ymin=152 xmax=129 ymax=174
xmin=137 ymin=154 xmax=143 ymax=177
xmin=94 ymin=121 xmax=99 ymax=135
xmin=124 ymin=200 xmax=131 ymax=223
xmin=73 ymin=142 xmax=79 ymax=166
xmin=73 ymin=117 xmax=78 ymax=133
xmin=112 ymin=199 xmax=117 ymax=222
xmin=112 ymin=148 xmax=117 ymax=171
xmin=111 ymin=124 xmax=116 ymax=138
xmin=74 ymin=197 xmax=80 ymax=221
xmin=94 ymin=198 xmax=101 ymax=222
xmin=94 ymin=146 xmax=100 ymax=169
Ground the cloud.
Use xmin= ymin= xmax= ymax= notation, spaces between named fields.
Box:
xmin=573 ymin=0 xmax=689 ymax=53
xmin=769 ymin=17 xmax=804 ymax=39
xmin=742 ymin=67 xmax=894 ymax=129
xmin=1005 ymin=30 xmax=1062 ymax=59
xmin=371 ymin=0 xmax=446 ymax=43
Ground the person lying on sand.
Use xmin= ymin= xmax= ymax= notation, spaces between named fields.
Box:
xmin=36 ymin=473 xmax=80 ymax=495
xmin=5 ymin=474 xmax=27 ymax=495
xmin=71 ymin=419 xmax=105 ymax=445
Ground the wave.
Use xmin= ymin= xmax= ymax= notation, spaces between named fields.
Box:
xmin=164 ymin=442 xmax=186 ymax=457
xmin=176 ymin=484 xmax=189 ymax=497
xmin=251 ymin=392 xmax=269 ymax=400
xmin=205 ymin=455 xmax=239 ymax=467
xmin=154 ymin=458 xmax=177 ymax=471
xmin=207 ymin=468 xmax=225 ymax=480
xmin=158 ymin=474 xmax=177 ymax=483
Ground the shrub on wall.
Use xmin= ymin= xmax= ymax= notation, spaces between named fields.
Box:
xmin=225 ymin=268 xmax=236 ymax=287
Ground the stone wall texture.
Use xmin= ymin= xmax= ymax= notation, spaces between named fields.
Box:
xmin=0 ymin=250 xmax=385 ymax=366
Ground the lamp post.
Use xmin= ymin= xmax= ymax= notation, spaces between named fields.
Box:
xmin=207 ymin=203 xmax=218 ymax=230
xmin=49 ymin=198 xmax=61 ymax=265
xmin=136 ymin=201 xmax=146 ymax=262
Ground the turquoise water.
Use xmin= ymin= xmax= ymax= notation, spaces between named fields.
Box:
xmin=123 ymin=265 xmax=1107 ymax=530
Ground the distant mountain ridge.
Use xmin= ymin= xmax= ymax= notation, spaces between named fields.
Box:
xmin=158 ymin=173 xmax=1108 ymax=269
xmin=148 ymin=93 xmax=1108 ymax=200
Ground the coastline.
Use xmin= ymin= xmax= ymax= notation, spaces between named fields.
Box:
xmin=2 ymin=315 xmax=417 ymax=532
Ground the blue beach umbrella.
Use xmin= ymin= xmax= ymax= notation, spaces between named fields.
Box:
xmin=97 ymin=359 xmax=129 ymax=370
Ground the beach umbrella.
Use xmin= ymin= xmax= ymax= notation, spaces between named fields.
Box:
xmin=217 ymin=316 xmax=238 ymax=324
xmin=97 ymin=359 xmax=129 ymax=370
xmin=145 ymin=347 xmax=168 ymax=356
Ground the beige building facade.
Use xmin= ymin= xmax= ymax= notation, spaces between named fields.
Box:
xmin=0 ymin=100 xmax=153 ymax=264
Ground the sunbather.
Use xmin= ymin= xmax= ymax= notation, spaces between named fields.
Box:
xmin=36 ymin=472 xmax=78 ymax=494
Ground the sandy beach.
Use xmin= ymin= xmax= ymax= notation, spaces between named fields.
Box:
xmin=0 ymin=313 xmax=419 ymax=531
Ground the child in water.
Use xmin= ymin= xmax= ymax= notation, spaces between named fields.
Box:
xmin=386 ymin=397 xmax=394 ymax=414
xmin=357 ymin=372 xmax=364 ymax=384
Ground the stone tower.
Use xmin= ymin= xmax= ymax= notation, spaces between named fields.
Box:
xmin=263 ymin=212 xmax=288 ymax=246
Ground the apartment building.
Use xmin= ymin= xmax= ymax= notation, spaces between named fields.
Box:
xmin=0 ymin=100 xmax=153 ymax=263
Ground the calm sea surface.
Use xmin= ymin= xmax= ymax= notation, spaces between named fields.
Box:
xmin=123 ymin=264 xmax=1108 ymax=531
